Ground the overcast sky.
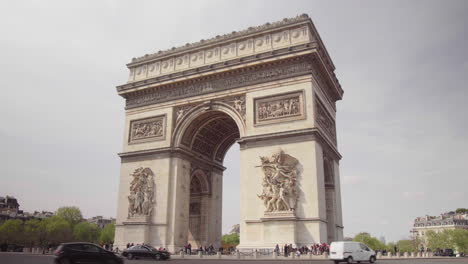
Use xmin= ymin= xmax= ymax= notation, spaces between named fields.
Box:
xmin=1 ymin=0 xmax=467 ymax=243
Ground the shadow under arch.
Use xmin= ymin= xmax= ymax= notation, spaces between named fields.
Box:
xmin=172 ymin=101 xmax=245 ymax=163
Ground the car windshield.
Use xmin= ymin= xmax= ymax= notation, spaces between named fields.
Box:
xmin=144 ymin=246 xmax=158 ymax=251
xmin=129 ymin=245 xmax=141 ymax=250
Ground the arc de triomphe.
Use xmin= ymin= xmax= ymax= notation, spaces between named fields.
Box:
xmin=114 ymin=14 xmax=344 ymax=251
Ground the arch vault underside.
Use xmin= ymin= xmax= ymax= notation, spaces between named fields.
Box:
xmin=114 ymin=14 xmax=344 ymax=251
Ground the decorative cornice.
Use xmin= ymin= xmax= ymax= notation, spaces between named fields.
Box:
xmin=117 ymin=43 xmax=315 ymax=93
xmin=118 ymin=147 xmax=226 ymax=172
xmin=123 ymin=55 xmax=315 ymax=110
xmin=128 ymin=14 xmax=311 ymax=66
xmin=245 ymin=217 xmax=327 ymax=223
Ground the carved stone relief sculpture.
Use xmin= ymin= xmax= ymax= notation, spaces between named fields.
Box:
xmin=218 ymin=95 xmax=246 ymax=121
xmin=129 ymin=115 xmax=165 ymax=143
xmin=254 ymin=91 xmax=305 ymax=125
xmin=257 ymin=150 xmax=299 ymax=213
xmin=174 ymin=104 xmax=196 ymax=126
xmin=128 ymin=167 xmax=155 ymax=218
xmin=315 ymin=98 xmax=337 ymax=144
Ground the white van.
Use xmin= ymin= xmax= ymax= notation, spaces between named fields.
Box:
xmin=329 ymin=241 xmax=376 ymax=263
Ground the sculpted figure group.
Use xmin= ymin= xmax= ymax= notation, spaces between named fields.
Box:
xmin=257 ymin=150 xmax=299 ymax=212
xmin=131 ymin=120 xmax=163 ymax=140
xmin=258 ymin=97 xmax=300 ymax=121
xmin=128 ymin=167 xmax=155 ymax=217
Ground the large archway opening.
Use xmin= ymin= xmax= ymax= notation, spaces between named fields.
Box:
xmin=178 ymin=109 xmax=241 ymax=248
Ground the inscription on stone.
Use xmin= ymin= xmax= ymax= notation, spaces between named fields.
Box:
xmin=129 ymin=115 xmax=165 ymax=144
xmin=254 ymin=91 xmax=305 ymax=125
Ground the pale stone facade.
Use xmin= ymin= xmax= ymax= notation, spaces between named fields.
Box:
xmin=114 ymin=14 xmax=344 ymax=252
xmin=411 ymin=212 xmax=468 ymax=247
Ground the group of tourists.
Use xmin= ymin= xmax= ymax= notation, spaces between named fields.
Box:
xmin=182 ymin=243 xmax=218 ymax=255
xmin=274 ymin=243 xmax=330 ymax=256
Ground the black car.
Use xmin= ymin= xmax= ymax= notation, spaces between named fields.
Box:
xmin=434 ymin=248 xmax=455 ymax=257
xmin=54 ymin=242 xmax=124 ymax=264
xmin=122 ymin=245 xmax=170 ymax=260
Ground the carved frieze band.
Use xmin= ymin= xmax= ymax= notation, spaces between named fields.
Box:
xmin=128 ymin=15 xmax=312 ymax=82
xmin=315 ymin=97 xmax=336 ymax=144
xmin=128 ymin=115 xmax=166 ymax=144
xmin=126 ymin=57 xmax=313 ymax=109
xmin=254 ymin=91 xmax=305 ymax=125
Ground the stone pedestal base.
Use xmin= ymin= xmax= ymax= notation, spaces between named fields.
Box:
xmin=238 ymin=211 xmax=306 ymax=250
xmin=117 ymin=216 xmax=151 ymax=246
xmin=123 ymin=215 xmax=150 ymax=224
xmin=261 ymin=211 xmax=297 ymax=220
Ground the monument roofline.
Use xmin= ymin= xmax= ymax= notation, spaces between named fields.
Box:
xmin=122 ymin=14 xmax=342 ymax=95
xmin=127 ymin=14 xmax=329 ymax=66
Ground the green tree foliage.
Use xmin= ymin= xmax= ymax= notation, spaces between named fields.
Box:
xmin=386 ymin=242 xmax=396 ymax=253
xmin=353 ymin=232 xmax=386 ymax=251
xmin=0 ymin=219 xmax=24 ymax=245
xmin=396 ymin=239 xmax=418 ymax=253
xmin=73 ymin=222 xmax=100 ymax=243
xmin=451 ymin=229 xmax=468 ymax=253
xmin=56 ymin=206 xmax=83 ymax=227
xmin=0 ymin=207 xmax=118 ymax=247
xmin=45 ymin=216 xmax=73 ymax=244
xmin=426 ymin=230 xmax=453 ymax=250
xmin=99 ymin=223 xmax=115 ymax=244
xmin=23 ymin=219 xmax=42 ymax=246
xmin=221 ymin=233 xmax=240 ymax=245
xmin=455 ymin=208 xmax=467 ymax=214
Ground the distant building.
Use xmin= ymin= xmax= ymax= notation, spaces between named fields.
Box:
xmin=411 ymin=211 xmax=468 ymax=245
xmin=87 ymin=216 xmax=115 ymax=229
xmin=0 ymin=195 xmax=54 ymax=223
xmin=0 ymin=196 xmax=20 ymax=213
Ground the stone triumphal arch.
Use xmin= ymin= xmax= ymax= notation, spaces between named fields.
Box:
xmin=114 ymin=14 xmax=344 ymax=251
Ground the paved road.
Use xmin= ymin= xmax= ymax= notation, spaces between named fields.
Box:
xmin=1 ymin=253 xmax=467 ymax=264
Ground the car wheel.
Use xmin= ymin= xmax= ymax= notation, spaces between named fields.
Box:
xmin=154 ymin=254 xmax=161 ymax=260
xmin=347 ymin=256 xmax=354 ymax=264
xmin=127 ymin=253 xmax=133 ymax=260
xmin=370 ymin=256 xmax=376 ymax=263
